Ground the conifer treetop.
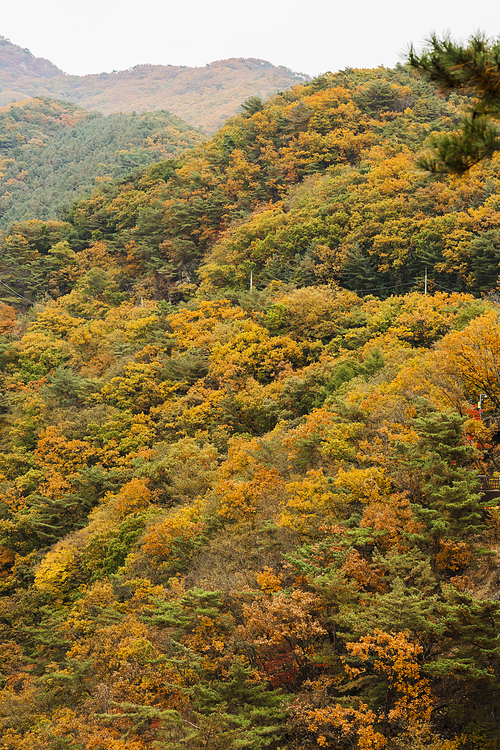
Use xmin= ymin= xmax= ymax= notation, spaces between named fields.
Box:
xmin=408 ymin=33 xmax=500 ymax=173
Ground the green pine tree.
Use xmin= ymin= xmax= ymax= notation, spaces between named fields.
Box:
xmin=172 ymin=659 xmax=289 ymax=750
xmin=408 ymin=34 xmax=500 ymax=172
xmin=406 ymin=411 xmax=483 ymax=540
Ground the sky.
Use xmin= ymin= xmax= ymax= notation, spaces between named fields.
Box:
xmin=2 ymin=1 xmax=500 ymax=77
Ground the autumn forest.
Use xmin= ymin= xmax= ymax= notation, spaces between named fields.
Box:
xmin=1 ymin=35 xmax=500 ymax=750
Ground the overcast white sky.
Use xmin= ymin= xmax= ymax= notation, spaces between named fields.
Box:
xmin=2 ymin=1 xmax=499 ymax=77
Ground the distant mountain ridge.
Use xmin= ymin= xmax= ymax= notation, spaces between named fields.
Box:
xmin=0 ymin=37 xmax=309 ymax=133
xmin=0 ymin=37 xmax=62 ymax=80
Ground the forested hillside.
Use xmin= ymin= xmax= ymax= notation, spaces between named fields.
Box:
xmin=1 ymin=56 xmax=500 ymax=749
xmin=3 ymin=63 xmax=499 ymax=304
xmin=0 ymin=97 xmax=204 ymax=228
xmin=0 ymin=38 xmax=307 ymax=133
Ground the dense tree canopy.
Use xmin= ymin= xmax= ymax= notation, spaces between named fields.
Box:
xmin=0 ymin=97 xmax=205 ymax=228
xmin=6 ymin=63 xmax=500 ymax=305
xmin=0 ymin=54 xmax=500 ymax=750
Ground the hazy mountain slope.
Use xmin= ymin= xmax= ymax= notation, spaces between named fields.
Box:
xmin=0 ymin=38 xmax=308 ymax=133
xmin=0 ymin=36 xmax=61 ymax=80
xmin=0 ymin=97 xmax=205 ymax=228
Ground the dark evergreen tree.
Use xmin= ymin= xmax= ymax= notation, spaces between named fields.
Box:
xmin=339 ymin=242 xmax=381 ymax=295
xmin=409 ymin=34 xmax=500 ymax=172
xmin=240 ymin=95 xmax=265 ymax=117
xmin=470 ymin=230 xmax=500 ymax=293
xmin=407 ymin=411 xmax=484 ymax=540
xmin=184 ymin=659 xmax=289 ymax=750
